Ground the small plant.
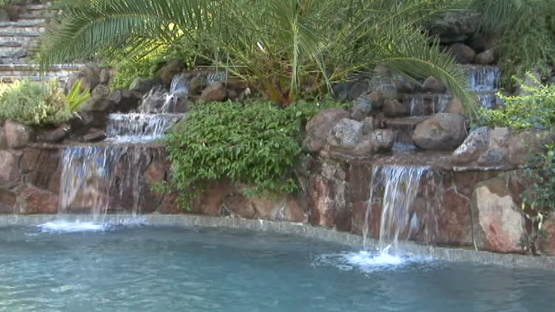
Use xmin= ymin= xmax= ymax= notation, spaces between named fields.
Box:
xmin=164 ymin=99 xmax=345 ymax=209
xmin=66 ymin=80 xmax=90 ymax=112
xmin=0 ymin=79 xmax=72 ymax=125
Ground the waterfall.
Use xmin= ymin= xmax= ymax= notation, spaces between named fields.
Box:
xmin=362 ymin=166 xmax=443 ymax=251
xmin=465 ymin=65 xmax=503 ymax=108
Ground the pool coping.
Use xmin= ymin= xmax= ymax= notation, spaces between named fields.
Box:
xmin=2 ymin=214 xmax=555 ymax=270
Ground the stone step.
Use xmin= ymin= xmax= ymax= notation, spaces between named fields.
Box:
xmin=0 ymin=63 xmax=84 ymax=77
xmin=19 ymin=12 xmax=55 ymax=20
xmin=0 ymin=75 xmax=68 ymax=84
xmin=384 ymin=116 xmax=429 ymax=146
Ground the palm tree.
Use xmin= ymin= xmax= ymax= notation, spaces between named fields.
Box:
xmin=38 ymin=0 xmax=478 ymax=115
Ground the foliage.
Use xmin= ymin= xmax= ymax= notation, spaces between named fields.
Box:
xmin=475 ymin=74 xmax=555 ymax=130
xmin=37 ymin=0 xmax=478 ymax=117
xmin=470 ymin=0 xmax=555 ymax=88
xmin=66 ymin=80 xmax=90 ymax=112
xmin=0 ymin=79 xmax=72 ymax=125
xmin=165 ymin=99 xmax=345 ymax=208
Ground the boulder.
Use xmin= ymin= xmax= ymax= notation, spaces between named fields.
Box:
xmin=4 ymin=120 xmax=34 ymax=149
xmin=412 ymin=113 xmax=467 ymax=150
xmin=422 ymin=76 xmax=447 ymax=93
xmin=351 ymin=92 xmax=381 ymax=121
xmin=332 ymin=82 xmax=351 ymax=101
xmin=538 ymin=215 xmax=555 ymax=256
xmin=303 ymin=108 xmax=350 ymax=152
xmin=447 ymin=43 xmax=476 ymax=64
xmin=382 ymin=100 xmax=409 ymax=117
xmin=0 ymin=126 xmax=6 ymax=149
xmin=327 ymin=118 xmax=364 ymax=148
xmin=82 ymin=128 xmax=107 ymax=142
xmin=129 ymin=77 xmax=164 ymax=94
xmin=425 ymin=11 xmax=480 ymax=43
xmin=79 ymin=93 xmax=114 ymax=113
xmin=65 ymin=70 xmax=99 ymax=94
xmin=475 ymin=49 xmax=495 ymax=65
xmin=370 ymin=129 xmax=395 ymax=152
xmin=157 ymin=59 xmax=185 ymax=86
xmin=347 ymin=81 xmax=369 ymax=101
xmin=200 ymin=82 xmax=227 ymax=102
xmin=0 ymin=150 xmax=19 ymax=187
xmin=99 ymin=67 xmax=112 ymax=85
xmin=222 ymin=193 xmax=256 ymax=218
xmin=451 ymin=127 xmax=491 ymax=165
xmin=91 ymin=84 xmax=110 ymax=98
xmin=368 ymin=77 xmax=398 ymax=101
xmin=36 ymin=125 xmax=70 ymax=144
xmin=445 ymin=97 xmax=466 ymax=115
xmin=471 ymin=176 xmax=526 ymax=253
xmin=189 ymin=77 xmax=205 ymax=95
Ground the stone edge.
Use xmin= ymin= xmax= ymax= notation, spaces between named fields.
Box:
xmin=2 ymin=214 xmax=555 ymax=270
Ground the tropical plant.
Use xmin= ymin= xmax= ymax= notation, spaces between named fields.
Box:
xmin=0 ymin=79 xmax=72 ymax=125
xmin=469 ymin=0 xmax=555 ymax=88
xmin=66 ymin=80 xmax=91 ymax=112
xmin=37 ymin=0 xmax=478 ymax=116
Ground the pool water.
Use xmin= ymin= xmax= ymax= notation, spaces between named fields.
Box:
xmin=0 ymin=223 xmax=554 ymax=312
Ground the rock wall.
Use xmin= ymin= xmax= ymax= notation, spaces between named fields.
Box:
xmin=0 ymin=144 xmax=553 ymax=256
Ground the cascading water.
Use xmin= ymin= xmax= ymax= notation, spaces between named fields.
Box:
xmin=51 ymin=74 xmax=193 ymax=229
xmin=362 ymin=166 xmax=442 ymax=252
xmin=464 ymin=65 xmax=503 ymax=108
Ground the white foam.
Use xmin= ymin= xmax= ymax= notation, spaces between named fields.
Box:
xmin=313 ymin=249 xmax=434 ymax=273
xmin=37 ymin=221 xmax=107 ymax=233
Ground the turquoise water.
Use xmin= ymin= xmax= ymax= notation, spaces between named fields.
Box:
xmin=0 ymin=223 xmax=554 ymax=312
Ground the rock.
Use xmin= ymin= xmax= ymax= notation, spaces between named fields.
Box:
xmin=99 ymin=67 xmax=112 ymax=85
xmin=477 ymin=127 xmax=510 ymax=166
xmin=222 ymin=193 xmax=256 ymax=218
xmin=17 ymin=185 xmax=59 ymax=214
xmin=200 ymin=82 xmax=227 ymax=102
xmin=112 ymin=89 xmax=143 ymax=113
xmin=82 ymin=129 xmax=107 ymax=142
xmin=36 ymin=125 xmax=70 ymax=144
xmin=447 ymin=43 xmax=476 ymax=64
xmin=309 ymin=173 xmax=350 ymax=231
xmin=5 ymin=5 xmax=25 ymax=22
xmin=393 ymin=75 xmax=418 ymax=93
xmin=129 ymin=77 xmax=163 ymax=94
xmin=422 ymin=76 xmax=447 ymax=93
xmin=68 ymin=111 xmax=107 ymax=137
xmin=327 ymin=118 xmax=364 ymax=148
xmin=451 ymin=127 xmax=491 ymax=165
xmin=79 ymin=93 xmax=114 ymax=113
xmin=475 ymin=49 xmax=495 ymax=65
xmin=507 ymin=130 xmax=555 ymax=167
xmin=351 ymin=92 xmax=381 ymax=121
xmin=370 ymin=129 xmax=395 ymax=152
xmin=332 ymin=82 xmax=351 ymax=101
xmin=0 ymin=150 xmax=19 ymax=187
xmin=0 ymin=189 xmax=16 ymax=213
xmin=189 ymin=77 xmax=205 ymax=95
xmin=368 ymin=77 xmax=398 ymax=101
xmin=361 ymin=117 xmax=374 ymax=134
xmin=471 ymin=176 xmax=526 ymax=253
xmin=157 ymin=59 xmax=185 ymax=86
xmin=412 ymin=113 xmax=467 ymax=150
xmin=91 ymin=84 xmax=110 ymax=98
xmin=303 ymin=108 xmax=350 ymax=152
xmin=382 ymin=100 xmax=409 ymax=117
xmin=347 ymin=81 xmax=369 ymax=101
xmin=0 ymin=9 xmax=9 ymax=22
xmin=4 ymin=120 xmax=33 ymax=149
xmin=538 ymin=215 xmax=555 ymax=255
xmin=445 ymin=97 xmax=466 ymax=115
xmin=0 ymin=126 xmax=6 ymax=149
xmin=65 ymin=71 xmax=99 ymax=94
xmin=470 ymin=33 xmax=499 ymax=52
xmin=425 ymin=12 xmax=480 ymax=43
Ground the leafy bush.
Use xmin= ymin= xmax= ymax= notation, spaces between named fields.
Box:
xmin=475 ymin=74 xmax=555 ymax=130
xmin=165 ymin=99 xmax=346 ymax=208
xmin=0 ymin=79 xmax=72 ymax=125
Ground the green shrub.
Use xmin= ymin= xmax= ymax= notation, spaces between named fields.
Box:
xmin=0 ymin=79 xmax=72 ymax=126
xmin=164 ymin=99 xmax=347 ymax=209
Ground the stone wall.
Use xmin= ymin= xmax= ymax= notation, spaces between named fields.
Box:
xmin=1 ymin=144 xmax=553 ymax=256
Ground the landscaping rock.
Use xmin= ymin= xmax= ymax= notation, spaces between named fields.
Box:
xmin=451 ymin=127 xmax=491 ymax=165
xmin=200 ymin=82 xmax=227 ymax=102
xmin=370 ymin=129 xmax=395 ymax=152
xmin=471 ymin=176 xmax=526 ymax=253
xmin=347 ymin=81 xmax=369 ymax=101
xmin=425 ymin=11 xmax=480 ymax=43
xmin=82 ymin=128 xmax=107 ymax=142
xmin=36 ymin=126 xmax=70 ymax=144
xmin=445 ymin=97 xmax=466 ymax=115
xmin=422 ymin=76 xmax=447 ymax=93
xmin=222 ymin=193 xmax=256 ymax=218
xmin=351 ymin=92 xmax=381 ymax=121
xmin=447 ymin=43 xmax=476 ymax=64
xmin=303 ymin=108 xmax=350 ymax=152
xmin=0 ymin=150 xmax=19 ymax=187
xmin=99 ymin=67 xmax=112 ymax=85
xmin=109 ymin=89 xmax=143 ymax=113
xmin=368 ymin=77 xmax=398 ymax=101
xmin=0 ymin=126 xmax=6 ymax=149
xmin=475 ymin=49 xmax=495 ymax=65
xmin=65 ymin=70 xmax=99 ymax=94
xmin=91 ymin=84 xmax=110 ymax=98
xmin=157 ymin=59 xmax=185 ymax=86
xmin=382 ymin=100 xmax=409 ymax=117
xmin=327 ymin=118 xmax=364 ymax=148
xmin=412 ymin=113 xmax=467 ymax=150
xmin=4 ymin=120 xmax=33 ymax=149
xmin=129 ymin=77 xmax=163 ymax=94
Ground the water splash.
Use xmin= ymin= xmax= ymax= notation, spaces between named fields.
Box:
xmin=38 ymin=221 xmax=107 ymax=233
